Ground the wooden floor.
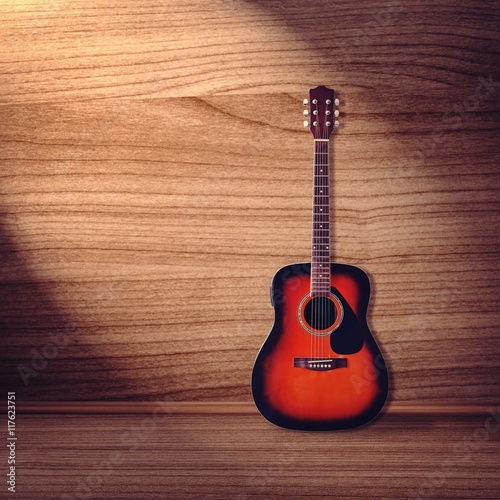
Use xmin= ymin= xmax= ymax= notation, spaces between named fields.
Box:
xmin=20 ymin=411 xmax=500 ymax=499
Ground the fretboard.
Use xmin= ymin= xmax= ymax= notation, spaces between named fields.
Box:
xmin=311 ymin=139 xmax=331 ymax=296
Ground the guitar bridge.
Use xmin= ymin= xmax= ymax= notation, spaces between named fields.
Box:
xmin=293 ymin=357 xmax=348 ymax=371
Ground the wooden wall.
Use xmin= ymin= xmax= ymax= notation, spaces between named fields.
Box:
xmin=1 ymin=1 xmax=499 ymax=405
xmin=2 ymin=2 xmax=500 ymax=499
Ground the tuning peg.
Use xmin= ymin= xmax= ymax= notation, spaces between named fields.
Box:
xmin=303 ymin=99 xmax=309 ymax=106
xmin=334 ymin=98 xmax=340 ymax=106
xmin=334 ymin=120 xmax=340 ymax=128
xmin=303 ymin=110 xmax=309 ymax=117
xmin=334 ymin=110 xmax=339 ymax=117
xmin=303 ymin=120 xmax=309 ymax=128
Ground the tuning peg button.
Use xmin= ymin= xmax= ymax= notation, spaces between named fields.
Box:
xmin=303 ymin=99 xmax=309 ymax=106
xmin=334 ymin=98 xmax=340 ymax=106
xmin=334 ymin=120 xmax=340 ymax=128
xmin=303 ymin=110 xmax=309 ymax=117
xmin=303 ymin=120 xmax=309 ymax=127
xmin=334 ymin=110 xmax=339 ymax=117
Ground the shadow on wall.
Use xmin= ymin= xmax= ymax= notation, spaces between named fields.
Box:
xmin=0 ymin=218 xmax=129 ymax=400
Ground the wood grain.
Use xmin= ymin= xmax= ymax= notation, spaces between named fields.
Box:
xmin=0 ymin=0 xmax=499 ymax=404
xmin=16 ymin=401 xmax=496 ymax=415
xmin=1 ymin=0 xmax=499 ymax=100
xmin=18 ymin=412 xmax=500 ymax=499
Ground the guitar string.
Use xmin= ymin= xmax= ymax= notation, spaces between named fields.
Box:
xmin=312 ymin=101 xmax=315 ymax=361
xmin=310 ymin=110 xmax=313 ymax=362
xmin=321 ymin=105 xmax=325 ymax=359
xmin=321 ymin=120 xmax=326 ymax=359
xmin=313 ymin=103 xmax=317 ymax=361
xmin=317 ymin=113 xmax=323 ymax=361
xmin=316 ymin=118 xmax=320 ymax=361
xmin=316 ymin=127 xmax=319 ymax=360
xmin=324 ymin=121 xmax=329 ymax=359
xmin=311 ymin=98 xmax=331 ymax=362
xmin=314 ymin=101 xmax=318 ymax=361
xmin=318 ymin=106 xmax=329 ymax=360
xmin=309 ymin=114 xmax=316 ymax=364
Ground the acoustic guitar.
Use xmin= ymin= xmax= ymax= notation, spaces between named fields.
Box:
xmin=251 ymin=85 xmax=388 ymax=431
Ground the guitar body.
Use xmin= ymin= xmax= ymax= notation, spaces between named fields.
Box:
xmin=252 ymin=263 xmax=388 ymax=431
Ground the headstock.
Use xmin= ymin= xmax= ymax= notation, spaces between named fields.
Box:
xmin=303 ymin=85 xmax=339 ymax=139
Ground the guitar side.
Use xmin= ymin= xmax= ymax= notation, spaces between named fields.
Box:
xmin=251 ymin=263 xmax=388 ymax=431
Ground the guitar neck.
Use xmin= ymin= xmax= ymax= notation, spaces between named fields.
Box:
xmin=311 ymin=138 xmax=331 ymax=296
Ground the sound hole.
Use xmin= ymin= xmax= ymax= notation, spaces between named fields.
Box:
xmin=303 ymin=296 xmax=337 ymax=331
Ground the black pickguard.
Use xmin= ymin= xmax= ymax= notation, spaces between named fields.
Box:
xmin=329 ymin=286 xmax=366 ymax=355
